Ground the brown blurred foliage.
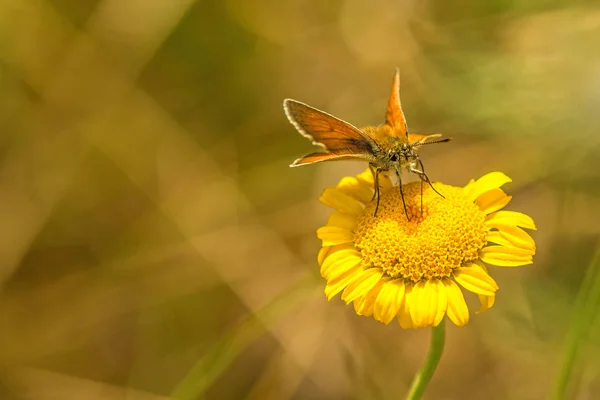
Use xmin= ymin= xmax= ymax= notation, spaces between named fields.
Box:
xmin=0 ymin=0 xmax=599 ymax=399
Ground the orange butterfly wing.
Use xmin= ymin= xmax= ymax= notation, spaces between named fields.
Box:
xmin=284 ymin=99 xmax=379 ymax=166
xmin=408 ymin=133 xmax=427 ymax=143
xmin=290 ymin=152 xmax=371 ymax=166
xmin=408 ymin=133 xmax=446 ymax=145
xmin=384 ymin=68 xmax=408 ymax=140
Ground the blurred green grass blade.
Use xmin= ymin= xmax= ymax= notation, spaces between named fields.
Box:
xmin=553 ymin=244 xmax=600 ymax=400
xmin=170 ymin=274 xmax=318 ymax=400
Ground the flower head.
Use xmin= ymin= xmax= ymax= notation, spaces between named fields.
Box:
xmin=316 ymin=170 xmax=536 ymax=328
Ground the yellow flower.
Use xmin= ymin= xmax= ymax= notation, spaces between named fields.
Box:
xmin=316 ymin=170 xmax=536 ymax=328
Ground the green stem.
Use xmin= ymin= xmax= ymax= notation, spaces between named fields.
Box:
xmin=405 ymin=319 xmax=446 ymax=400
xmin=553 ymin=245 xmax=600 ymax=400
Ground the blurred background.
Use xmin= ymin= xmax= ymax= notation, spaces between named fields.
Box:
xmin=0 ymin=0 xmax=599 ymax=399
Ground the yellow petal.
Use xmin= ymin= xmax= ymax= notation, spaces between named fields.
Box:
xmin=336 ymin=177 xmax=373 ymax=204
xmin=486 ymin=231 xmax=514 ymax=248
xmin=354 ymin=278 xmax=386 ymax=317
xmin=320 ymin=248 xmax=363 ymax=280
xmin=475 ymin=188 xmax=512 ymax=214
xmin=498 ymin=226 xmax=536 ymax=251
xmin=444 ymin=279 xmax=470 ymax=327
xmin=409 ymin=281 xmax=426 ymax=327
xmin=486 ymin=210 xmax=537 ymax=231
xmin=316 ymin=226 xmax=354 ymax=246
xmin=356 ymin=168 xmax=375 ymax=186
xmin=486 ymin=229 xmax=536 ymax=252
xmin=462 ymin=178 xmax=476 ymax=192
xmin=373 ymin=279 xmax=405 ymax=324
xmin=432 ymin=280 xmax=448 ymax=327
xmin=479 ymin=245 xmax=534 ymax=267
xmin=324 ymin=263 xmax=365 ymax=301
xmin=410 ymin=281 xmax=431 ymax=328
xmin=410 ymin=280 xmax=448 ymax=328
xmin=357 ymin=168 xmax=392 ymax=190
xmin=326 ymin=211 xmax=357 ymax=231
xmin=476 ymin=293 xmax=495 ymax=314
xmin=318 ymin=246 xmax=331 ymax=266
xmin=482 ymin=258 xmax=533 ymax=267
xmin=341 ymin=268 xmax=384 ymax=304
xmin=465 ymin=172 xmax=512 ymax=202
xmin=454 ymin=262 xmax=499 ymax=296
xmin=318 ymin=243 xmax=354 ymax=265
xmin=397 ymin=284 xmax=415 ymax=329
xmin=473 ymin=259 xmax=488 ymax=271
xmin=319 ymin=188 xmax=363 ymax=215
xmin=482 ymin=245 xmax=533 ymax=257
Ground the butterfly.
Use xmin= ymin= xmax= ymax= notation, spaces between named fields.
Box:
xmin=284 ymin=68 xmax=450 ymax=220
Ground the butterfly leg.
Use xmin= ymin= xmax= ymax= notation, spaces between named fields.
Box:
xmin=371 ymin=165 xmax=381 ymax=216
xmin=395 ymin=166 xmax=410 ymax=221
xmin=420 ymin=176 xmax=423 ymax=217
xmin=369 ymin=164 xmax=379 ymax=201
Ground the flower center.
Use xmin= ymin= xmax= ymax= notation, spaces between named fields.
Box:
xmin=353 ymin=182 xmax=487 ymax=282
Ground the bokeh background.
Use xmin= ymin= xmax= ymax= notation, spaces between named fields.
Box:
xmin=1 ymin=0 xmax=599 ymax=399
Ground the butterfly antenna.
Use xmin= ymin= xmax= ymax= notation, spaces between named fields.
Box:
xmin=420 ymin=178 xmax=423 ymax=217
xmin=414 ymin=137 xmax=452 ymax=147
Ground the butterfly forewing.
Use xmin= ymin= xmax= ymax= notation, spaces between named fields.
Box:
xmin=384 ymin=68 xmax=408 ymax=139
xmin=284 ymin=99 xmax=379 ymax=166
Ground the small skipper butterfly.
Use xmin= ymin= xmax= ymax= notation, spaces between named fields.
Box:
xmin=284 ymin=68 xmax=450 ymax=220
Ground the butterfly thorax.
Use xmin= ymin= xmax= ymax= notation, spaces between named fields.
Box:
xmin=362 ymin=125 xmax=419 ymax=172
xmin=362 ymin=125 xmax=407 ymax=146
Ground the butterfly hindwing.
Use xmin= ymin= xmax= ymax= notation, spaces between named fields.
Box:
xmin=408 ymin=133 xmax=445 ymax=146
xmin=291 ymin=152 xmax=371 ymax=166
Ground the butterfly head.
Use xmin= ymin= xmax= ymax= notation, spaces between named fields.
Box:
xmin=384 ymin=142 xmax=419 ymax=168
